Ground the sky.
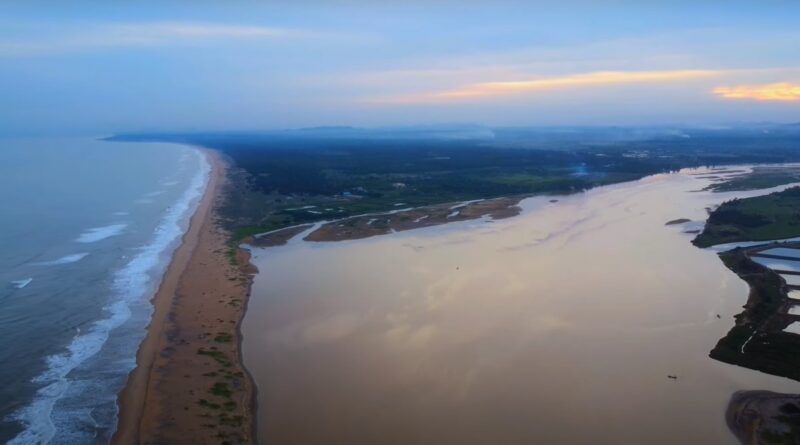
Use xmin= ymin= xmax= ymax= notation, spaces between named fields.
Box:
xmin=0 ymin=0 xmax=799 ymax=135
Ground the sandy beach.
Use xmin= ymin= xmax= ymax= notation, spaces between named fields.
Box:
xmin=112 ymin=149 xmax=256 ymax=445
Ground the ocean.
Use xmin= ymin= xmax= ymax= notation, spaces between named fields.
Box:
xmin=0 ymin=138 xmax=208 ymax=444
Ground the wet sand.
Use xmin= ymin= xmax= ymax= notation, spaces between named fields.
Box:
xmin=113 ymin=150 xmax=255 ymax=445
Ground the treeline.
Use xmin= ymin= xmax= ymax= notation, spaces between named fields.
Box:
xmin=189 ymin=137 xmax=699 ymax=197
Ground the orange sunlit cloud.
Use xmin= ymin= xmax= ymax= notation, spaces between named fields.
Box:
xmin=713 ymin=82 xmax=800 ymax=101
xmin=367 ymin=69 xmax=722 ymax=104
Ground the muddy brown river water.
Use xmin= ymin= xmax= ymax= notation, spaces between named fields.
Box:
xmin=244 ymin=167 xmax=800 ymax=444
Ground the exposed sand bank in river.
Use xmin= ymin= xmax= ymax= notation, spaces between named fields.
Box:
xmin=252 ymin=197 xmax=522 ymax=245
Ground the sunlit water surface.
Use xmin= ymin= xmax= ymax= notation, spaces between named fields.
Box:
xmin=244 ymin=168 xmax=800 ymax=444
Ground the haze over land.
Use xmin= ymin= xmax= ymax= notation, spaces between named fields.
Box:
xmin=1 ymin=0 xmax=799 ymax=136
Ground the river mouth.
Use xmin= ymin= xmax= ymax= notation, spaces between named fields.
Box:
xmin=243 ymin=167 xmax=800 ymax=444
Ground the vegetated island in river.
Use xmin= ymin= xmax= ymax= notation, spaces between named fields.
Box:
xmin=693 ymin=180 xmax=800 ymax=445
xmin=252 ymin=197 xmax=522 ymax=245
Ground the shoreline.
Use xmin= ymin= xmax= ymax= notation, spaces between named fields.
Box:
xmin=112 ymin=148 xmax=256 ymax=444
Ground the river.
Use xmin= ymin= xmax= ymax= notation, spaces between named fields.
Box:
xmin=243 ymin=167 xmax=800 ymax=444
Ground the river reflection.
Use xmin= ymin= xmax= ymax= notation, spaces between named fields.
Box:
xmin=244 ymin=168 xmax=800 ymax=444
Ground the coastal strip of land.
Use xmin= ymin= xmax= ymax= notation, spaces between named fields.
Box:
xmin=113 ymin=150 xmax=256 ymax=445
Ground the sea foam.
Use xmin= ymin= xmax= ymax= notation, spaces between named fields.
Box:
xmin=33 ymin=253 xmax=89 ymax=266
xmin=7 ymin=149 xmax=210 ymax=444
xmin=75 ymin=225 xmax=127 ymax=243
xmin=10 ymin=278 xmax=33 ymax=289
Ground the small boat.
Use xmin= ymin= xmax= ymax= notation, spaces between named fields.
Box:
xmin=667 ymin=375 xmax=678 ymax=380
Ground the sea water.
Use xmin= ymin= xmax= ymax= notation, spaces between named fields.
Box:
xmin=0 ymin=138 xmax=208 ymax=444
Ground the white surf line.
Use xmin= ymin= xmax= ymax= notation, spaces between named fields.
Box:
xmin=32 ymin=253 xmax=89 ymax=266
xmin=75 ymin=224 xmax=127 ymax=243
xmin=8 ymin=147 xmax=210 ymax=445
xmin=11 ymin=278 xmax=33 ymax=289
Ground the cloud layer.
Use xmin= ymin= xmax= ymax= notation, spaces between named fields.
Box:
xmin=0 ymin=22 xmax=301 ymax=56
xmin=368 ymin=70 xmax=723 ymax=104
xmin=3 ymin=2 xmax=800 ymax=133
xmin=713 ymin=82 xmax=800 ymax=102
